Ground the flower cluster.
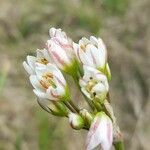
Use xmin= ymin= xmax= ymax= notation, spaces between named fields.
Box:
xmin=23 ymin=27 xmax=121 ymax=150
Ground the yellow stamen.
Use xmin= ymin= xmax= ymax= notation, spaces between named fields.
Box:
xmin=80 ymin=44 xmax=86 ymax=52
xmin=37 ymin=58 xmax=49 ymax=65
xmin=40 ymin=73 xmax=56 ymax=89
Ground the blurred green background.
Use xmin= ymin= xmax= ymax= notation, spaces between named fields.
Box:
xmin=0 ymin=0 xmax=149 ymax=149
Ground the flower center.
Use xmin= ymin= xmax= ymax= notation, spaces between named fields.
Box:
xmin=40 ymin=73 xmax=56 ymax=89
xmin=37 ymin=58 xmax=49 ymax=65
xmin=80 ymin=44 xmax=86 ymax=52
xmin=85 ymin=78 xmax=98 ymax=98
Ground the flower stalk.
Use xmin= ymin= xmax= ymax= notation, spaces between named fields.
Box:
xmin=23 ymin=27 xmax=125 ymax=150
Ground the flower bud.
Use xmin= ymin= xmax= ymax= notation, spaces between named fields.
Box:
xmin=47 ymin=27 xmax=78 ymax=76
xmin=80 ymin=109 xmax=93 ymax=126
xmin=86 ymin=112 xmax=113 ymax=150
xmin=47 ymin=101 xmax=68 ymax=116
xmin=37 ymin=98 xmax=68 ymax=116
xmin=68 ymin=113 xmax=84 ymax=130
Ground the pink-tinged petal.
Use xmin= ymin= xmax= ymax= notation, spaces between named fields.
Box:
xmin=23 ymin=61 xmax=35 ymax=75
xmin=46 ymin=87 xmax=59 ymax=100
xmin=53 ymin=37 xmax=73 ymax=50
xmin=54 ymin=76 xmax=65 ymax=87
xmin=86 ymin=112 xmax=113 ymax=150
xmin=48 ymin=40 xmax=71 ymax=66
xmin=46 ymin=87 xmax=59 ymax=101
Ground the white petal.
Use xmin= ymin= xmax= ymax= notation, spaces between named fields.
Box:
xmin=85 ymin=44 xmax=98 ymax=66
xmin=33 ymin=89 xmax=47 ymax=99
xmin=79 ymin=79 xmax=87 ymax=87
xmin=81 ymin=88 xmax=92 ymax=100
xmin=36 ymin=49 xmax=44 ymax=58
xmin=79 ymin=50 xmax=94 ymax=67
xmin=97 ymin=38 xmax=107 ymax=67
xmin=43 ymin=49 xmax=52 ymax=62
xmin=29 ymin=75 xmax=44 ymax=91
xmin=46 ymin=87 xmax=59 ymax=101
xmin=49 ymin=27 xmax=57 ymax=37
xmin=79 ymin=37 xmax=90 ymax=45
xmin=27 ymin=55 xmax=36 ymax=70
xmin=83 ymin=65 xmax=99 ymax=81
xmin=55 ymin=85 xmax=65 ymax=96
xmin=90 ymin=36 xmax=98 ymax=46
xmin=35 ymin=65 xmax=47 ymax=77
xmin=23 ymin=61 xmax=35 ymax=75
xmin=94 ymin=73 xmax=107 ymax=83
xmin=92 ymin=83 xmax=106 ymax=93
xmin=73 ymin=42 xmax=81 ymax=62
xmin=46 ymin=63 xmax=66 ymax=86
xmin=97 ymin=38 xmax=106 ymax=51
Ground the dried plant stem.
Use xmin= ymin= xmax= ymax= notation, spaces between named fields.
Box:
xmin=103 ymin=100 xmax=125 ymax=150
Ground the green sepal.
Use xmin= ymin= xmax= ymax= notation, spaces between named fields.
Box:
xmin=63 ymin=60 xmax=79 ymax=77
xmin=60 ymin=85 xmax=70 ymax=102
xmin=47 ymin=101 xmax=68 ymax=117
xmin=97 ymin=63 xmax=111 ymax=81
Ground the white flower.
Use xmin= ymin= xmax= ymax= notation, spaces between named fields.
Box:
xmin=29 ymin=63 xmax=69 ymax=101
xmin=23 ymin=49 xmax=51 ymax=75
xmin=79 ymin=66 xmax=109 ymax=102
xmin=68 ymin=113 xmax=84 ymax=130
xmin=47 ymin=27 xmax=78 ymax=74
xmin=86 ymin=112 xmax=113 ymax=150
xmin=74 ymin=36 xmax=107 ymax=70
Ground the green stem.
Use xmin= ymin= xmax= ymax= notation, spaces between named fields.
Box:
xmin=63 ymin=101 xmax=76 ymax=113
xmin=69 ymin=100 xmax=80 ymax=113
xmin=114 ymin=141 xmax=125 ymax=150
